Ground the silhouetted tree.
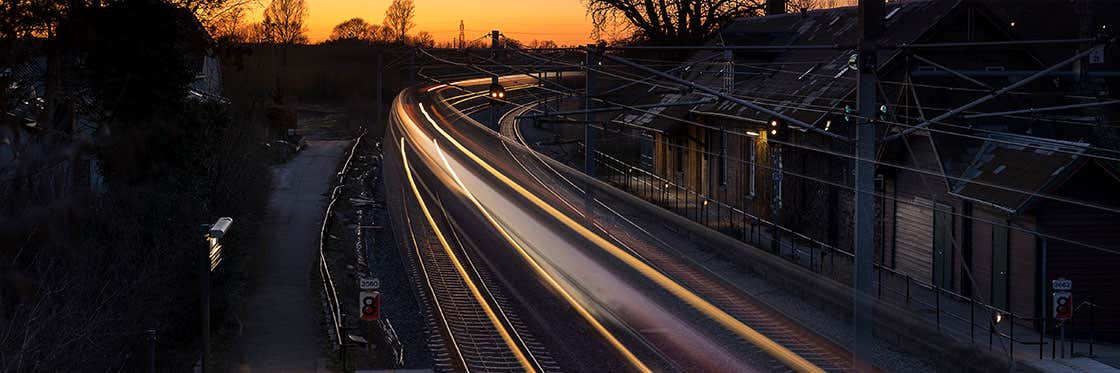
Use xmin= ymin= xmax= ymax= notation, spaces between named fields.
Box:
xmin=528 ymin=39 xmax=559 ymax=49
xmin=382 ymin=0 xmax=415 ymax=43
xmin=412 ymin=30 xmax=434 ymax=47
xmin=585 ymin=0 xmax=764 ymax=45
xmin=261 ymin=0 xmax=308 ymax=44
xmin=330 ymin=17 xmax=378 ymax=42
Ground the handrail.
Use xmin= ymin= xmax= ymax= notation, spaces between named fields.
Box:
xmin=591 ymin=150 xmax=1026 ymax=331
xmin=319 ymin=132 xmax=367 ymax=347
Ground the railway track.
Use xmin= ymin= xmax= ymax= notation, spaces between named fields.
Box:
xmin=390 ymin=100 xmax=562 ymax=373
xmin=496 ymin=95 xmax=859 ymax=372
xmin=391 ymin=77 xmax=865 ymax=372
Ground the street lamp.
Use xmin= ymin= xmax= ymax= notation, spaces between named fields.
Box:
xmin=199 ymin=217 xmax=232 ymax=373
xmin=992 ymin=311 xmax=1006 ymax=326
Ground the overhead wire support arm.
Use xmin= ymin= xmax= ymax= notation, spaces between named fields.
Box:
xmin=517 ymin=99 xmax=716 ymax=120
xmin=594 ymin=48 xmax=849 ymax=141
xmin=962 ymin=99 xmax=1120 ymax=120
xmin=893 ymin=38 xmax=1097 ymax=49
xmin=882 ymin=37 xmax=1117 ymax=142
xmin=910 ymin=54 xmax=992 ymax=90
xmin=597 ymin=37 xmax=1098 ymax=52
xmin=605 ymin=44 xmax=848 ymax=51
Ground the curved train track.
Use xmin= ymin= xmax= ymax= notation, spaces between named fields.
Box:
xmin=386 ymin=74 xmax=867 ymax=372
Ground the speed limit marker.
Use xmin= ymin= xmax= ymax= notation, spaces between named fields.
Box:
xmin=1053 ymin=291 xmax=1072 ymax=320
xmin=359 ymin=290 xmax=380 ymax=321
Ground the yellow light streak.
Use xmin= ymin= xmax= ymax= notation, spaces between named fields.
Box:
xmin=400 ymin=137 xmax=538 ymax=373
xmin=429 ymin=134 xmax=653 ymax=373
xmin=415 ymin=101 xmax=825 ymax=373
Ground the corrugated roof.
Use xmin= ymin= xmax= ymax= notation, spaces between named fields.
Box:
xmin=950 ymin=132 xmax=1088 ymax=213
xmin=625 ymin=0 xmax=961 ymax=132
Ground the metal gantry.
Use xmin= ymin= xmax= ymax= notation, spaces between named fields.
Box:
xmin=401 ymin=6 xmax=1119 ymax=369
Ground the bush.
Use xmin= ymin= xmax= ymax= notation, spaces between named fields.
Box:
xmin=0 ymin=100 xmax=271 ymax=372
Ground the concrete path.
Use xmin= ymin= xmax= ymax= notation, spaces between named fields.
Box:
xmin=226 ymin=141 xmax=348 ymax=373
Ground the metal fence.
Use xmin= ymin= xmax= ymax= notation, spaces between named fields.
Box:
xmin=591 ymin=150 xmax=1101 ymax=360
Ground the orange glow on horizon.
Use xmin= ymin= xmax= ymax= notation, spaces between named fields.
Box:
xmin=245 ymin=0 xmax=595 ymax=46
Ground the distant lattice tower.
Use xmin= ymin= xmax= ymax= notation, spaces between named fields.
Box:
xmin=458 ymin=20 xmax=466 ymax=49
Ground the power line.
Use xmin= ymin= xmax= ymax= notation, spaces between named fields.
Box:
xmin=420 ymin=49 xmax=1120 ymax=228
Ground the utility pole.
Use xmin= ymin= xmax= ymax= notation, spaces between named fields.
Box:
xmin=459 ymin=20 xmax=466 ymax=49
xmin=1073 ymin=0 xmax=1092 ymax=85
xmin=584 ymin=43 xmax=601 ymax=178
xmin=490 ymin=30 xmax=501 ymax=130
xmin=854 ymin=0 xmax=884 ymax=371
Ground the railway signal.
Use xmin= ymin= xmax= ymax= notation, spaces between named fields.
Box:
xmin=488 ymin=83 xmax=506 ymax=102
xmin=768 ymin=118 xmax=792 ymax=142
xmin=360 ymin=290 xmax=380 ymax=321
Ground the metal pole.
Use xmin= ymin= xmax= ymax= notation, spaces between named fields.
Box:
xmin=147 ymin=329 xmax=157 ymax=373
xmin=877 ymin=267 xmax=883 ymax=299
xmin=584 ymin=43 xmax=599 ymax=178
xmin=1070 ymin=317 xmax=1075 ymax=357
xmin=596 ymin=50 xmax=844 ymax=140
xmin=936 ymin=286 xmax=941 ymax=331
xmin=1041 ymin=237 xmax=1048 ymax=357
xmin=520 ymin=100 xmax=713 ymax=119
xmin=1041 ymin=318 xmax=1045 ymax=359
xmin=1061 ymin=324 xmax=1066 ymax=358
xmin=201 ymin=238 xmax=210 ymax=373
xmin=884 ymin=40 xmax=1113 ymax=141
xmin=1090 ymin=305 xmax=1096 ymax=356
xmin=911 ymin=54 xmax=992 ymax=90
xmin=1011 ymin=316 xmax=1016 ymax=357
xmin=906 ymin=275 xmax=911 ymax=304
xmin=962 ymin=99 xmax=1120 ymax=119
xmin=854 ymin=1 xmax=883 ymax=370
xmin=970 ymin=298 xmax=975 ymax=342
xmin=490 ymin=31 xmax=501 ymax=130
xmin=1053 ymin=322 xmax=1057 ymax=358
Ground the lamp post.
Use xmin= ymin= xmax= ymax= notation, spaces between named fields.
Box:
xmin=200 ymin=217 xmax=232 ymax=373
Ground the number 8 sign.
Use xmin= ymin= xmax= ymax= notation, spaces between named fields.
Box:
xmin=360 ymin=290 xmax=380 ymax=321
xmin=1053 ymin=291 xmax=1072 ymax=320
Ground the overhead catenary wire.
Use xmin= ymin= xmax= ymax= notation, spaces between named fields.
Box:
xmin=415 ymin=48 xmax=1120 ymax=256
xmin=422 ymin=50 xmax=1120 ymax=214
xmin=462 ymin=48 xmax=1120 ymax=170
xmin=592 ymin=127 xmax=1120 ymax=257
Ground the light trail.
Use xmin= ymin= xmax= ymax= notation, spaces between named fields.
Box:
xmin=410 ymin=96 xmax=826 ymax=373
xmin=400 ymin=137 xmax=539 ymax=373
xmin=426 ymin=106 xmax=654 ymax=373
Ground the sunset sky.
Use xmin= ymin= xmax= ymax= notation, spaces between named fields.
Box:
xmin=246 ymin=0 xmax=596 ymax=46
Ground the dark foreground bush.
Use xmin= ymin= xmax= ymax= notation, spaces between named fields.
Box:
xmin=0 ymin=100 xmax=271 ymax=372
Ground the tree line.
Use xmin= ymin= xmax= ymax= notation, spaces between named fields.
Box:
xmin=587 ymin=0 xmax=856 ymax=45
xmin=205 ymin=0 xmax=434 ymax=46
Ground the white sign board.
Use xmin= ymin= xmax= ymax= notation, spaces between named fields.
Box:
xmin=1052 ymin=278 xmax=1072 ymax=291
xmin=360 ymin=277 xmax=380 ymax=290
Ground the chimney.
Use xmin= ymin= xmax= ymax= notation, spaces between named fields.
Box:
xmin=767 ymin=0 xmax=786 ymax=15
